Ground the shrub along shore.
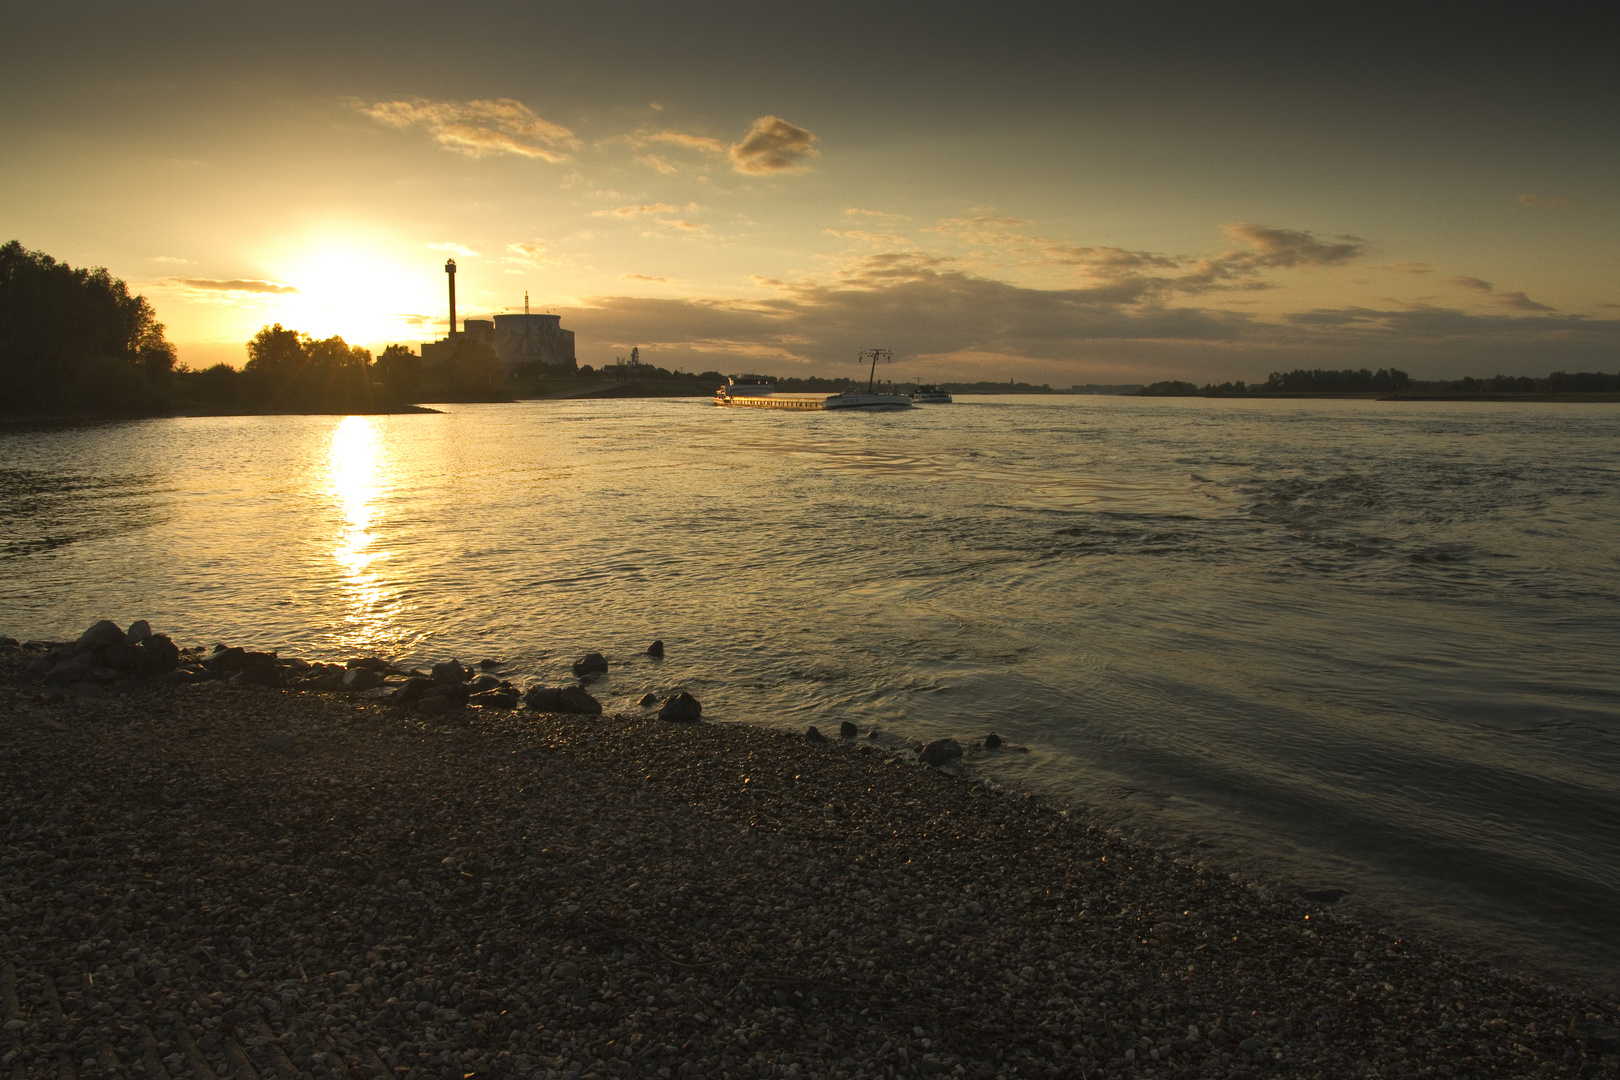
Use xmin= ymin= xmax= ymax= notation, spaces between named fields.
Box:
xmin=2 ymin=624 xmax=1619 ymax=1080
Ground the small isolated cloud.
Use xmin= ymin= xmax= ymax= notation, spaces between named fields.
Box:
xmin=621 ymin=273 xmax=667 ymax=283
xmin=169 ymin=278 xmax=299 ymax=294
xmin=427 ymin=241 xmax=479 ymax=257
xmin=1446 ymin=275 xmax=1554 ymax=311
xmin=503 ymin=241 xmax=556 ymax=267
xmin=1518 ymin=192 xmax=1578 ymax=210
xmin=361 ymin=97 xmax=579 ymax=161
xmin=845 ymin=208 xmax=906 ymax=220
xmin=151 ymin=255 xmax=191 ymax=264
xmin=1383 ymin=262 xmax=1432 ymax=275
xmin=630 ymin=117 xmax=819 ymax=176
xmin=594 ymin=203 xmax=681 ymax=218
xmin=728 ymin=115 xmax=819 ymax=175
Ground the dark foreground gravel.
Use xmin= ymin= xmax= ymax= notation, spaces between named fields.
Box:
xmin=3 ymin=656 xmax=1619 ymax=1080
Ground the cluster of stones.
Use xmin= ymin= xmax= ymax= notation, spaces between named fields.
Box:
xmin=19 ymin=619 xmax=182 ymax=684
xmin=11 ymin=621 xmax=703 ymax=725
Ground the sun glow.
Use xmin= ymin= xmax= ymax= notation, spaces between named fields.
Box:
xmin=266 ymin=240 xmax=440 ymax=346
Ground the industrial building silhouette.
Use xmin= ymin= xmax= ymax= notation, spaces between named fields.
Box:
xmin=421 ymin=259 xmax=576 ymax=373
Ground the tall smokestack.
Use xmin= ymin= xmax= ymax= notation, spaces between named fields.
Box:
xmin=445 ymin=259 xmax=457 ymax=337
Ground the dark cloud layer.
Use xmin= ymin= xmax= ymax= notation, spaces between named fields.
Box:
xmin=1445 ymin=275 xmax=1556 ymax=313
xmin=564 ymin=253 xmax=1620 ymax=381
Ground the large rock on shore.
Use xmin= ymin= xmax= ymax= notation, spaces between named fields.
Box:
xmin=431 ymin=659 xmax=469 ymax=684
xmin=656 ymin=691 xmax=702 ymax=722
xmin=572 ymin=652 xmax=609 ymax=677
xmin=342 ymin=667 xmax=383 ymax=691
xmin=204 ymin=645 xmax=277 ymax=673
xmin=523 ymin=684 xmax=602 ymax=715
xmin=234 ymin=656 xmax=282 ymax=688
xmin=469 ymin=687 xmax=520 ymax=709
xmin=76 ymin=619 xmax=125 ymax=650
xmin=421 ymin=681 xmax=471 ymax=708
xmin=392 ymin=677 xmax=432 ymax=707
xmin=918 ymin=738 xmax=963 ymax=767
xmin=43 ymin=651 xmax=102 ymax=685
xmin=129 ymin=633 xmax=180 ymax=677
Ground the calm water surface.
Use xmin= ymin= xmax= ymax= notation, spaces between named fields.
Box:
xmin=3 ymin=397 xmax=1618 ymax=990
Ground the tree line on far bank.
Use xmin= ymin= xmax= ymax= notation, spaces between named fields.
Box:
xmin=1139 ymin=367 xmax=1620 ymax=397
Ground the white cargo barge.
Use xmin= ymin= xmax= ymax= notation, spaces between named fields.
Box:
xmin=713 ymin=375 xmax=826 ymax=409
xmin=713 ymin=351 xmax=915 ymax=411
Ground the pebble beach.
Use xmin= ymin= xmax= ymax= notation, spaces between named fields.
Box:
xmin=3 ymin=637 xmax=1619 ymax=1080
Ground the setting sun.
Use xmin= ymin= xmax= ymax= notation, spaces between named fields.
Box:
xmin=267 ymin=241 xmax=439 ymax=346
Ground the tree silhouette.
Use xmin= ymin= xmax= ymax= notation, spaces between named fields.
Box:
xmin=0 ymin=240 xmax=175 ymax=414
xmin=376 ymin=344 xmax=422 ymax=399
xmin=243 ymin=323 xmax=372 ymax=406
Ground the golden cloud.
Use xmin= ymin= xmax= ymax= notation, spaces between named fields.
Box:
xmin=646 ymin=131 xmax=727 ymax=154
xmin=167 ymin=278 xmax=299 ymax=294
xmin=502 ymin=242 xmax=557 ymax=268
xmin=593 ymin=203 xmax=681 ymax=218
xmin=361 ymin=97 xmax=579 ymax=161
xmin=627 ymin=117 xmax=819 ymax=175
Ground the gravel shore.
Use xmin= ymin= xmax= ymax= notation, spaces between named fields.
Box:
xmin=3 ymin=651 xmax=1618 ymax=1080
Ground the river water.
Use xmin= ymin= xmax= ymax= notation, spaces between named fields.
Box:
xmin=3 ymin=396 xmax=1618 ymax=991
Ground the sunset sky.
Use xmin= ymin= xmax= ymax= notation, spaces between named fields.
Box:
xmin=3 ymin=2 xmax=1615 ymax=384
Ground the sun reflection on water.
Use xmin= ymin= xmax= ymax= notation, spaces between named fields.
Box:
xmin=326 ymin=416 xmax=396 ymax=649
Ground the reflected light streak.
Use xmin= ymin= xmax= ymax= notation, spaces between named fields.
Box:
xmin=325 ymin=416 xmax=395 ymax=649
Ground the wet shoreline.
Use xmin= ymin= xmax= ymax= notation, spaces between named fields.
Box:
xmin=2 ymin=650 xmax=1618 ymax=1080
